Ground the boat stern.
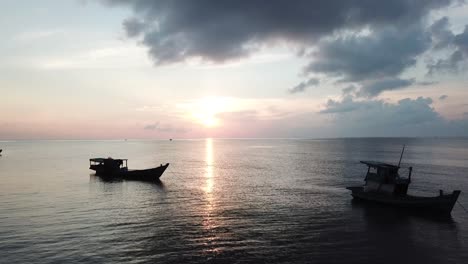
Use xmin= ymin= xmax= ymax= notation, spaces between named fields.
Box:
xmin=346 ymin=186 xmax=364 ymax=200
xmin=447 ymin=190 xmax=462 ymax=213
xmin=346 ymin=186 xmax=364 ymax=193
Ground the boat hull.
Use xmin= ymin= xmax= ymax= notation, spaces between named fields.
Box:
xmin=347 ymin=186 xmax=461 ymax=215
xmin=92 ymin=163 xmax=169 ymax=181
xmin=121 ymin=164 xmax=169 ymax=181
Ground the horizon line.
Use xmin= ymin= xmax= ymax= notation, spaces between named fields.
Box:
xmin=1 ymin=136 xmax=468 ymax=142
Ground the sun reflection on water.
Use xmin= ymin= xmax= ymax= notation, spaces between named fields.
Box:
xmin=201 ymin=138 xmax=223 ymax=251
xmin=204 ymin=138 xmax=214 ymax=194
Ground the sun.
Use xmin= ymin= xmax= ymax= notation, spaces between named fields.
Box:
xmin=190 ymin=97 xmax=230 ymax=127
xmin=202 ymin=115 xmax=218 ymax=127
xmin=193 ymin=111 xmax=219 ymax=127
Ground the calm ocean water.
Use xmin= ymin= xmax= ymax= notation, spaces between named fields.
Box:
xmin=1 ymin=138 xmax=468 ymax=263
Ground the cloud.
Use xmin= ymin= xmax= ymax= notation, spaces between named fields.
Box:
xmin=331 ymin=78 xmax=415 ymax=99
xmin=100 ymin=0 xmax=468 ymax=95
xmin=103 ymin=0 xmax=453 ymax=65
xmin=288 ymin=78 xmax=319 ymax=94
xmin=428 ymin=20 xmax=468 ymax=74
xmin=429 ymin=16 xmax=454 ymax=50
xmin=322 ymin=85 xmax=437 ymax=122
xmin=123 ymin=18 xmax=147 ymax=37
xmin=317 ymin=95 xmax=468 ymax=136
xmin=304 ymin=25 xmax=431 ymax=82
xmin=417 ymin=81 xmax=438 ymax=86
xmin=455 ymin=26 xmax=468 ymax=52
xmin=143 ymin=122 xmax=189 ymax=133
xmin=143 ymin=123 xmax=158 ymax=130
xmin=357 ymin=78 xmax=415 ymax=98
xmin=342 ymin=85 xmax=357 ymax=95
xmin=320 ymin=95 xmax=366 ymax=114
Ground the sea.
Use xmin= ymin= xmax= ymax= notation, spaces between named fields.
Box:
xmin=1 ymin=138 xmax=468 ymax=263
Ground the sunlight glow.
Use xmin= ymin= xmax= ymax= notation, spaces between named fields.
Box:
xmin=189 ymin=97 xmax=233 ymax=127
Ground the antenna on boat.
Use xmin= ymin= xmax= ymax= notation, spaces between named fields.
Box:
xmin=397 ymin=145 xmax=405 ymax=167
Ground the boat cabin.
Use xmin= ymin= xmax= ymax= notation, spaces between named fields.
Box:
xmin=361 ymin=161 xmax=411 ymax=195
xmin=89 ymin=158 xmax=128 ymax=176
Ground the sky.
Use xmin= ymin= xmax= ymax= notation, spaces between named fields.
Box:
xmin=1 ymin=0 xmax=468 ymax=139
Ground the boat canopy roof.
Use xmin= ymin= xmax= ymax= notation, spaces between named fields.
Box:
xmin=360 ymin=160 xmax=399 ymax=169
xmin=90 ymin=158 xmax=127 ymax=162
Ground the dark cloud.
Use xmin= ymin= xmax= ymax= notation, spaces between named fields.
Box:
xmin=417 ymin=80 xmax=438 ymax=86
xmin=304 ymin=25 xmax=431 ymax=82
xmin=101 ymin=0 xmax=468 ymax=96
xmin=288 ymin=78 xmax=319 ymax=94
xmin=320 ymin=96 xmax=438 ymax=126
xmin=320 ymin=95 xmax=366 ymax=114
xmin=103 ymin=0 xmax=452 ymax=65
xmin=318 ymin=95 xmax=468 ymax=137
xmin=320 ymin=95 xmax=447 ymax=131
xmin=357 ymin=78 xmax=415 ymax=98
xmin=428 ymin=22 xmax=468 ymax=74
xmin=455 ymin=26 xmax=468 ymax=50
xmin=342 ymin=85 xmax=357 ymax=95
xmin=123 ymin=18 xmax=147 ymax=37
xmin=334 ymin=78 xmax=414 ymax=99
xmin=429 ymin=16 xmax=454 ymax=50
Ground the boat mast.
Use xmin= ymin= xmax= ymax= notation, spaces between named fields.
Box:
xmin=397 ymin=145 xmax=405 ymax=168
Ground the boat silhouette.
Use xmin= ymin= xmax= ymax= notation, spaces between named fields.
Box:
xmin=346 ymin=146 xmax=461 ymax=215
xmin=89 ymin=158 xmax=169 ymax=181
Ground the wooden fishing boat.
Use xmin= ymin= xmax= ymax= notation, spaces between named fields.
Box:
xmin=347 ymin=186 xmax=460 ymax=215
xmin=89 ymin=158 xmax=169 ymax=181
xmin=346 ymin=147 xmax=461 ymax=215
